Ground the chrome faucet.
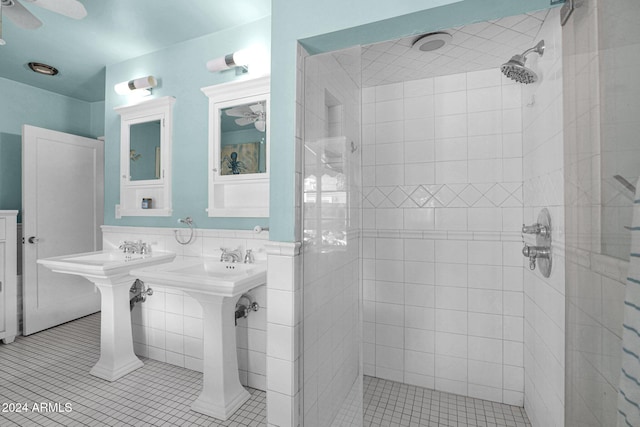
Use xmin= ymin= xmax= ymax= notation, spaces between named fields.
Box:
xmin=119 ymin=241 xmax=137 ymax=253
xmin=220 ymin=247 xmax=243 ymax=263
xmin=119 ymin=240 xmax=150 ymax=254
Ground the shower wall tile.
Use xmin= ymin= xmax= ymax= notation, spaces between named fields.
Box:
xmin=434 ymin=73 xmax=467 ymax=93
xmin=363 ymin=67 xmax=525 ymax=405
xmin=467 ymin=69 xmax=502 ymax=89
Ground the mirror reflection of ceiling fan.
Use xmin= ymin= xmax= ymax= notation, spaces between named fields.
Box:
xmin=225 ymin=102 xmax=266 ymax=132
xmin=1 ymin=0 xmax=87 ymax=30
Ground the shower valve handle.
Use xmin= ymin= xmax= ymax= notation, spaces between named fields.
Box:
xmin=522 ymin=244 xmax=550 ymax=271
xmin=522 ymin=245 xmax=550 ymax=259
xmin=522 ymin=223 xmax=550 ymax=237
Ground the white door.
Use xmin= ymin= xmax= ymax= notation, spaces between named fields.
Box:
xmin=22 ymin=125 xmax=103 ymax=335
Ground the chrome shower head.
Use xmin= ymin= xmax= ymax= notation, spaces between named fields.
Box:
xmin=501 ymin=40 xmax=545 ymax=84
xmin=501 ymin=57 xmax=538 ymax=84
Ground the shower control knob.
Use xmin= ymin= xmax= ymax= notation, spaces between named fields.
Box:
xmin=522 ymin=245 xmax=550 ymax=259
xmin=521 ymin=223 xmax=550 ymax=237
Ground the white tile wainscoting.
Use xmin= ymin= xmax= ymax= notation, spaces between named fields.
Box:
xmin=265 ymin=240 xmax=302 ymax=427
xmin=101 ymin=226 xmax=269 ymax=392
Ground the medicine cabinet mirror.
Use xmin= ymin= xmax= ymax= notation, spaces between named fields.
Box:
xmin=115 ymin=96 xmax=175 ymax=217
xmin=202 ymin=76 xmax=270 ymax=217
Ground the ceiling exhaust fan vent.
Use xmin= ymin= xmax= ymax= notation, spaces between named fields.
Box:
xmin=28 ymin=62 xmax=58 ymax=76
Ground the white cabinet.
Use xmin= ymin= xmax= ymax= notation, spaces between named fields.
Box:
xmin=0 ymin=211 xmax=18 ymax=344
xmin=202 ymin=76 xmax=270 ymax=217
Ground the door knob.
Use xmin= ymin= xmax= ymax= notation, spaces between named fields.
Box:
xmin=28 ymin=236 xmax=40 ymax=244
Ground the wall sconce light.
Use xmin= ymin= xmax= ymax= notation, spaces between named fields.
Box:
xmin=206 ymin=49 xmax=252 ymax=73
xmin=114 ymin=75 xmax=157 ymax=96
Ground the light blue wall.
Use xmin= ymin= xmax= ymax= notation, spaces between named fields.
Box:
xmin=269 ymin=0 xmax=555 ymax=242
xmin=90 ymin=101 xmax=106 ymax=138
xmin=0 ymin=77 xmax=103 ymax=222
xmin=103 ymin=17 xmax=270 ymax=229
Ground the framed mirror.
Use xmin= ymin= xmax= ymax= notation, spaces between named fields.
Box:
xmin=202 ymin=76 xmax=270 ymax=217
xmin=115 ymin=96 xmax=176 ymax=217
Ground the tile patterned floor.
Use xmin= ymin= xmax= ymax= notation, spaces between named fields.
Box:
xmin=0 ymin=314 xmax=265 ymax=427
xmin=364 ymin=376 xmax=532 ymax=427
xmin=0 ymin=313 xmax=531 ymax=427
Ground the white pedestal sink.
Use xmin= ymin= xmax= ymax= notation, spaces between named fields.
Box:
xmin=131 ymin=257 xmax=266 ymax=420
xmin=38 ymin=250 xmax=176 ymax=381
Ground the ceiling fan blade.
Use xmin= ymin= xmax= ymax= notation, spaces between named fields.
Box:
xmin=254 ymin=120 xmax=266 ymax=132
xmin=3 ymin=0 xmax=42 ymax=29
xmin=235 ymin=117 xmax=256 ymax=126
xmin=225 ymin=106 xmax=253 ymax=117
xmin=24 ymin=0 xmax=87 ymax=19
xmin=249 ymin=103 xmax=265 ymax=113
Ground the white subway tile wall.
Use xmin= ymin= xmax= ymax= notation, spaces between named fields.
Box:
xmin=362 ymin=64 xmax=525 ymax=406
xmin=101 ymin=226 xmax=269 ymax=392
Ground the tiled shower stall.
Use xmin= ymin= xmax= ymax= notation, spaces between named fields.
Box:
xmin=299 ymin=7 xmax=568 ymax=427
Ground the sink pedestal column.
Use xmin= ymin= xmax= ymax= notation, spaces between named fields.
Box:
xmin=188 ymin=292 xmax=250 ymax=420
xmin=90 ymin=275 xmax=143 ymax=381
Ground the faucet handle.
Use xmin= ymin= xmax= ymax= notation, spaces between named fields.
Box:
xmin=522 ymin=223 xmax=550 ymax=237
xmin=244 ymin=249 xmax=254 ymax=264
xmin=119 ymin=240 xmax=133 ymax=253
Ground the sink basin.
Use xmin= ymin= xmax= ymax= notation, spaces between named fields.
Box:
xmin=38 ymin=249 xmax=176 ymax=381
xmin=131 ymin=257 xmax=266 ymax=297
xmin=39 ymin=249 xmax=176 ymax=279
xmin=131 ymin=256 xmax=266 ymax=420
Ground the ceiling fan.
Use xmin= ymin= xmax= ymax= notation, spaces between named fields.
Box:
xmin=1 ymin=0 xmax=87 ymax=30
xmin=225 ymin=102 xmax=266 ymax=132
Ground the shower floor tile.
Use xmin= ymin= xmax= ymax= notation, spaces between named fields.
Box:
xmin=364 ymin=376 xmax=532 ymax=427
xmin=0 ymin=313 xmax=265 ymax=427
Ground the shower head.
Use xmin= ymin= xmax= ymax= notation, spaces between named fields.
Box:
xmin=501 ymin=40 xmax=545 ymax=84
xmin=501 ymin=57 xmax=538 ymax=84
